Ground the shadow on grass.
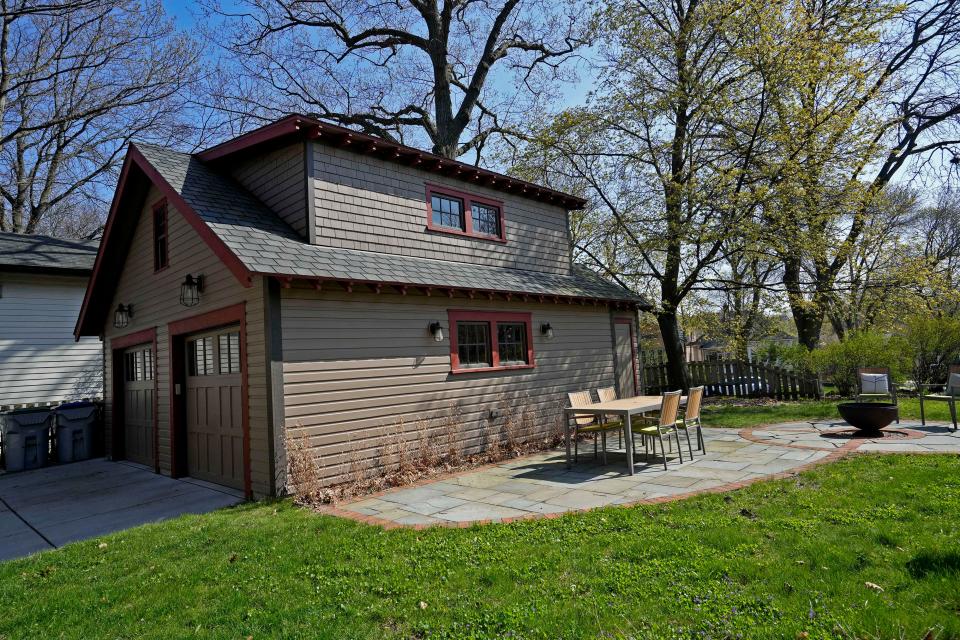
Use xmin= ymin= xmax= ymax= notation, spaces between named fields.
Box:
xmin=906 ymin=550 xmax=960 ymax=578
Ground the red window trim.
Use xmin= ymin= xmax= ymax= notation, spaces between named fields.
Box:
xmin=448 ymin=310 xmax=534 ymax=374
xmin=425 ymin=184 xmax=507 ymax=243
xmin=152 ymin=198 xmax=169 ymax=273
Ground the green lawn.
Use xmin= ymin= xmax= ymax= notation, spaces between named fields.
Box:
xmin=2 ymin=454 xmax=959 ymax=639
xmin=702 ymin=396 xmax=955 ymax=429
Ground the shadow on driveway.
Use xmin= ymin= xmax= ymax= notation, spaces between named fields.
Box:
xmin=0 ymin=459 xmax=243 ymax=562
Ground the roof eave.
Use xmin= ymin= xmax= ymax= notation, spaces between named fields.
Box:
xmin=197 ymin=114 xmax=589 ymax=211
xmin=75 ymin=144 xmax=254 ymax=339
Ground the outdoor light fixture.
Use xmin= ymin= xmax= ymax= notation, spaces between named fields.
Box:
xmin=179 ymin=274 xmax=203 ymax=307
xmin=540 ymin=323 xmax=554 ymax=340
xmin=429 ymin=321 xmax=444 ymax=342
xmin=113 ymin=304 xmax=132 ymax=329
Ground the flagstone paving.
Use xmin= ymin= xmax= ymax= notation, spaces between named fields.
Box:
xmin=330 ymin=421 xmax=959 ymax=528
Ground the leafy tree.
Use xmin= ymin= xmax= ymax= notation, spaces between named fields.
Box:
xmin=752 ymin=0 xmax=960 ymax=349
xmin=510 ymin=0 xmax=768 ymax=389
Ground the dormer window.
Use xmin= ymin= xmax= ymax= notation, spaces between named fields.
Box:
xmin=426 ymin=185 xmax=506 ymax=243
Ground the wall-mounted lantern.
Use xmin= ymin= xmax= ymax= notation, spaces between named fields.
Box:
xmin=428 ymin=321 xmax=444 ymax=342
xmin=113 ymin=304 xmax=132 ymax=329
xmin=179 ymin=274 xmax=204 ymax=307
xmin=540 ymin=322 xmax=554 ymax=340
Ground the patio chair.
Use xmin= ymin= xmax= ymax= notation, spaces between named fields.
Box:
xmin=567 ymin=390 xmax=623 ymax=465
xmin=676 ymin=385 xmax=706 ymax=457
xmin=597 ymin=386 xmax=624 ymax=448
xmin=856 ymin=367 xmax=899 ymax=424
xmin=631 ymin=390 xmax=684 ymax=471
xmin=919 ymin=364 xmax=960 ymax=432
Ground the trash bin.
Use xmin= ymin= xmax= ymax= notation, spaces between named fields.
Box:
xmin=54 ymin=401 xmax=99 ymax=463
xmin=1 ymin=407 xmax=52 ymax=472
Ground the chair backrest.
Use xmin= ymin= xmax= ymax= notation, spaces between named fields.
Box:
xmin=597 ymin=387 xmax=617 ymax=403
xmin=567 ymin=390 xmax=596 ymax=426
xmin=659 ymin=390 xmax=683 ymax=428
xmin=857 ymin=367 xmax=891 ymax=393
xmin=948 ymin=364 xmax=960 ymax=394
xmin=685 ymin=386 xmax=704 ymax=421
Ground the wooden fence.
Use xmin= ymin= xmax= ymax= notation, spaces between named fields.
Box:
xmin=642 ymin=359 xmax=822 ymax=400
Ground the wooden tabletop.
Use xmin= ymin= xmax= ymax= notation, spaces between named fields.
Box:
xmin=564 ymin=395 xmax=686 ymax=413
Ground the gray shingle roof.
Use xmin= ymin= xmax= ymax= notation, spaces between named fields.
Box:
xmin=0 ymin=231 xmax=98 ymax=273
xmin=136 ymin=143 xmax=644 ymax=304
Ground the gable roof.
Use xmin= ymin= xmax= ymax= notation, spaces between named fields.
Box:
xmin=0 ymin=232 xmax=98 ymax=275
xmin=197 ymin=114 xmax=588 ymax=211
xmin=76 ymin=136 xmax=646 ymax=337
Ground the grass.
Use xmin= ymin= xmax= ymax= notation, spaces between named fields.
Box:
xmin=702 ymin=396 xmax=956 ymax=429
xmin=2 ymin=454 xmax=959 ymax=639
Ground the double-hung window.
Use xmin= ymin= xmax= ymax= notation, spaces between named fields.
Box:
xmin=448 ymin=311 xmax=534 ymax=373
xmin=426 ymin=185 xmax=506 ymax=242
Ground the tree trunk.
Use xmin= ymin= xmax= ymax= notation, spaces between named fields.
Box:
xmin=657 ymin=310 xmax=691 ymax=391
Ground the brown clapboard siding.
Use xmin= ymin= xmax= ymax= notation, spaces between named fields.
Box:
xmin=309 ymin=142 xmax=572 ymax=276
xmin=101 ymin=186 xmax=273 ymax=497
xmin=281 ymin=287 xmax=621 ymax=484
xmin=230 ymin=142 xmax=308 ymax=237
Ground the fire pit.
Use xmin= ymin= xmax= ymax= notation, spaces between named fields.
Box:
xmin=837 ymin=402 xmax=899 ymax=434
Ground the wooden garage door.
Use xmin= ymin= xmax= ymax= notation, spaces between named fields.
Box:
xmin=122 ymin=344 xmax=154 ymax=466
xmin=185 ymin=326 xmax=243 ymax=489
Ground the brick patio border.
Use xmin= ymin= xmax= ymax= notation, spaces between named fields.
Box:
xmin=315 ymin=422 xmax=955 ymax=531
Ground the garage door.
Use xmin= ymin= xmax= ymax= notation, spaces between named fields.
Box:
xmin=122 ymin=344 xmax=154 ymax=466
xmin=185 ymin=326 xmax=243 ymax=489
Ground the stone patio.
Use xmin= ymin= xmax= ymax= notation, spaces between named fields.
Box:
xmin=328 ymin=421 xmax=959 ymax=528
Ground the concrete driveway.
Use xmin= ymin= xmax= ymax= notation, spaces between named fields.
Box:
xmin=0 ymin=459 xmax=243 ymax=562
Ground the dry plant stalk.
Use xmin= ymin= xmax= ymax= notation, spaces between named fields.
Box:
xmin=285 ymin=433 xmax=323 ymax=505
xmin=292 ymin=398 xmax=572 ymax=508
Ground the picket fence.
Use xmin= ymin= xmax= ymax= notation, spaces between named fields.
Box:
xmin=642 ymin=358 xmax=822 ymax=400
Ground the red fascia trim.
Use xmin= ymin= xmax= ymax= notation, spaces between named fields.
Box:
xmin=152 ymin=198 xmax=169 ymax=273
xmin=615 ymin=317 xmax=640 ymax=395
xmin=425 ymin=184 xmax=507 ymax=243
xmin=75 ymin=151 xmax=135 ymax=340
xmin=129 ymin=145 xmax=252 ymax=289
xmin=75 ymin=145 xmax=253 ymax=339
xmin=195 ymin=113 xmax=588 ymax=209
xmin=197 ymin=115 xmax=304 ymax=163
xmin=110 ymin=326 xmax=157 ymax=350
xmin=447 ymin=310 xmax=535 ymax=374
xmin=167 ymin=302 xmax=251 ymax=498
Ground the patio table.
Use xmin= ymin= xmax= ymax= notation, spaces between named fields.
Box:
xmin=563 ymin=396 xmax=686 ymax=475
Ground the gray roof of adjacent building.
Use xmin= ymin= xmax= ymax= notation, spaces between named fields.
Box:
xmin=0 ymin=231 xmax=99 ymax=274
xmin=135 ymin=142 xmax=647 ymax=305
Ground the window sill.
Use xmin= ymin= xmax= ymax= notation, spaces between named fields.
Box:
xmin=425 ymin=224 xmax=507 ymax=244
xmin=450 ymin=364 xmax=535 ymax=375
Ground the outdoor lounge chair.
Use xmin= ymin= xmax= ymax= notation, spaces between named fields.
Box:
xmin=631 ymin=390 xmax=684 ymax=471
xmin=919 ymin=364 xmax=960 ymax=432
xmin=567 ymin=390 xmax=623 ymax=464
xmin=677 ymin=385 xmax=706 ymax=457
xmin=856 ymin=367 xmax=899 ymax=424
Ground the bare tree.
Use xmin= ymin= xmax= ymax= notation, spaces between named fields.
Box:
xmin=0 ymin=0 xmax=200 ymax=236
xmin=200 ymin=0 xmax=591 ymax=159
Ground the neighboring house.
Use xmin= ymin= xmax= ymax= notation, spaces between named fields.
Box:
xmin=0 ymin=232 xmax=102 ymax=408
xmin=685 ymin=330 xmax=798 ymax=362
xmin=75 ymin=115 xmax=647 ymax=498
